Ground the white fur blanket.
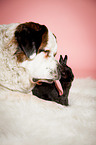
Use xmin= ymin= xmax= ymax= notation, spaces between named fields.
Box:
xmin=0 ymin=78 xmax=96 ymax=145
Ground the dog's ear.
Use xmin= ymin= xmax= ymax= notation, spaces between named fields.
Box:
xmin=15 ymin=22 xmax=47 ymax=58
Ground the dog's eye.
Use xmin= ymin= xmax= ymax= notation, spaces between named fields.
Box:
xmin=44 ymin=50 xmax=50 ymax=57
xmin=38 ymin=49 xmax=50 ymax=57
xmin=44 ymin=50 xmax=50 ymax=54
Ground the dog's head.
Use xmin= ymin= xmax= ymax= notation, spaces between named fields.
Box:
xmin=0 ymin=22 xmax=61 ymax=93
xmin=15 ymin=22 xmax=60 ymax=82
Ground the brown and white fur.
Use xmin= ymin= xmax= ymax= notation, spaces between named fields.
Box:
xmin=0 ymin=22 xmax=60 ymax=94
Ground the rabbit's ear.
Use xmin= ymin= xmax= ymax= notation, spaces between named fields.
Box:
xmin=59 ymin=55 xmax=64 ymax=64
xmin=63 ymin=55 xmax=68 ymax=65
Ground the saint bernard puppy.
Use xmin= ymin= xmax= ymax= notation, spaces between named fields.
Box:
xmin=0 ymin=22 xmax=61 ymax=96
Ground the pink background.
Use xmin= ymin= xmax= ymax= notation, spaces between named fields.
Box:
xmin=0 ymin=0 xmax=96 ymax=79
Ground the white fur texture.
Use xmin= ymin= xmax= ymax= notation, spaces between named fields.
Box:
xmin=0 ymin=23 xmax=58 ymax=93
xmin=0 ymin=78 xmax=96 ymax=145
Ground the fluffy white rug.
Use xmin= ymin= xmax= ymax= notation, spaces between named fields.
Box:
xmin=0 ymin=78 xmax=96 ymax=145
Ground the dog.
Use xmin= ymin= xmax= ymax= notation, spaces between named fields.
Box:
xmin=32 ymin=55 xmax=74 ymax=106
xmin=0 ymin=22 xmax=75 ymax=143
xmin=0 ymin=22 xmax=61 ymax=95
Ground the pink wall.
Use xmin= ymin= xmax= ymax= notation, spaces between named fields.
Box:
xmin=0 ymin=0 xmax=96 ymax=79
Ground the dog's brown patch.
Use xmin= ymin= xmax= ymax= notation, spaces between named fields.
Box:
xmin=15 ymin=50 xmax=28 ymax=62
xmin=38 ymin=28 xmax=48 ymax=52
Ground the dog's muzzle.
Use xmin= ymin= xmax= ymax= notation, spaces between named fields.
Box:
xmin=32 ymin=63 xmax=61 ymax=84
xmin=50 ymin=63 xmax=61 ymax=80
xmin=32 ymin=63 xmax=63 ymax=95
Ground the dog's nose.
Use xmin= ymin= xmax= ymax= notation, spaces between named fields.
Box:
xmin=49 ymin=63 xmax=61 ymax=80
